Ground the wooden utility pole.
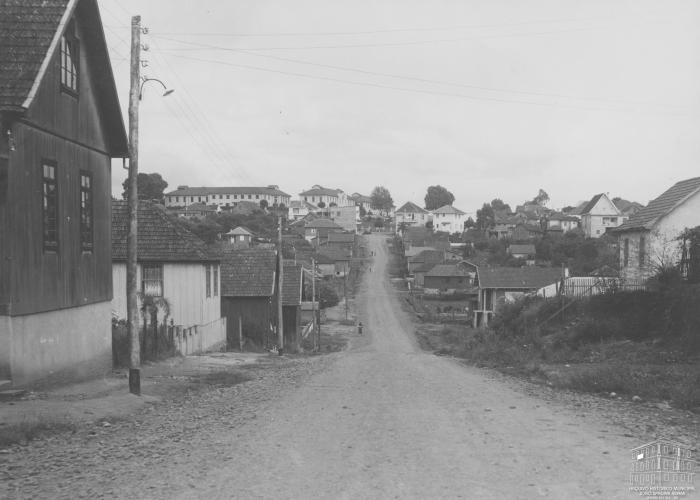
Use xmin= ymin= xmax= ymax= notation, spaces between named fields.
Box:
xmin=126 ymin=15 xmax=141 ymax=395
xmin=238 ymin=315 xmax=243 ymax=352
xmin=311 ymin=258 xmax=317 ymax=351
xmin=277 ymin=217 xmax=284 ymax=355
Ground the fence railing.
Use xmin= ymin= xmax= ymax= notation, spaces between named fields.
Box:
xmin=170 ymin=317 xmax=227 ymax=356
xmin=561 ymin=277 xmax=648 ymax=298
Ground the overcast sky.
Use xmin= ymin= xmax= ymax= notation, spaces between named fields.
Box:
xmin=99 ymin=0 xmax=700 ymax=214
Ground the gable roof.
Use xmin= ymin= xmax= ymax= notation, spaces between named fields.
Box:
xmin=165 ymin=186 xmax=290 ymax=197
xmin=282 ymin=264 xmax=303 ymax=306
xmin=432 ymin=205 xmax=466 ymax=215
xmin=220 ymin=248 xmax=276 ymax=297
xmin=112 ymin=201 xmax=216 ymax=263
xmin=425 ymin=264 xmax=470 ymax=277
xmin=327 ymin=232 xmax=355 ymax=243
xmin=508 ymin=244 xmax=536 ymax=255
xmin=408 ymin=249 xmax=445 ymax=264
xmin=0 ymin=0 xmax=128 ymax=156
xmin=396 ymin=201 xmax=428 ymax=214
xmin=299 ymin=186 xmax=342 ymax=197
xmin=227 ymin=226 xmax=254 ymax=236
xmin=615 ymin=177 xmax=700 ymax=233
xmin=580 ymin=193 xmax=620 ymax=216
xmin=477 ymin=267 xmax=563 ymax=289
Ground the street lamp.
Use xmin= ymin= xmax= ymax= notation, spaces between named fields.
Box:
xmin=139 ymin=77 xmax=174 ymax=100
xmin=126 ymin=15 xmax=173 ymax=395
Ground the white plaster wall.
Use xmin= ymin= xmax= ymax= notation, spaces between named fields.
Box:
xmin=6 ymin=301 xmax=112 ymax=386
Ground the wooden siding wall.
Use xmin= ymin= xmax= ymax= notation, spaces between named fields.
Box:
xmin=7 ymin=122 xmax=112 ymax=316
xmin=0 ymin=151 xmax=8 ymax=311
xmin=221 ymin=297 xmax=272 ymax=347
xmin=24 ymin=14 xmax=108 ymax=152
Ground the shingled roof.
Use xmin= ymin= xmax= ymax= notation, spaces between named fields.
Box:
xmin=220 ymin=248 xmax=276 ymax=297
xmin=112 ymin=201 xmax=216 ymax=263
xmin=477 ymin=267 xmax=563 ymax=289
xmin=615 ymin=177 xmax=700 ymax=233
xmin=0 ymin=0 xmax=128 ymax=155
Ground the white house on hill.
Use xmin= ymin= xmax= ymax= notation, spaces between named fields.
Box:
xmin=580 ymin=193 xmax=625 ymax=238
xmin=431 ymin=205 xmax=467 ymax=234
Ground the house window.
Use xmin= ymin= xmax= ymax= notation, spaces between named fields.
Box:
xmin=205 ymin=264 xmax=211 ymax=297
xmin=142 ymin=263 xmax=163 ymax=297
xmin=639 ymin=235 xmax=646 ymax=268
xmin=624 ymin=238 xmax=629 ymax=267
xmin=213 ymin=265 xmax=219 ymax=296
xmin=42 ymin=162 xmax=59 ymax=251
xmin=79 ymin=171 xmax=93 ymax=251
xmin=60 ymin=22 xmax=79 ymax=93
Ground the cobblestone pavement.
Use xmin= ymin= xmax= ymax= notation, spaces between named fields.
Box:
xmin=2 ymin=233 xmax=698 ymax=499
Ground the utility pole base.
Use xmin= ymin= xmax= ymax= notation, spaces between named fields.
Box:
xmin=129 ymin=368 xmax=141 ymax=395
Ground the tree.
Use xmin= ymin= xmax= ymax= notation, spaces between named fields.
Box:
xmin=424 ymin=185 xmax=455 ymax=211
xmin=122 ymin=172 xmax=168 ymax=202
xmin=370 ymin=186 xmax=394 ymax=214
xmin=259 ymin=199 xmax=268 ymax=210
xmin=490 ymin=198 xmax=511 ymax=214
xmin=530 ymin=188 xmax=550 ymax=206
xmin=464 ymin=216 xmax=475 ymax=229
xmin=317 ymin=201 xmax=326 ymax=209
xmin=359 ymin=205 xmax=367 ymax=217
xmin=329 ymin=202 xmax=337 ymax=207
xmin=475 ymin=203 xmax=495 ymax=230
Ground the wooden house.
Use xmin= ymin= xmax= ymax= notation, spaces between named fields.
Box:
xmin=111 ymin=201 xmax=225 ymax=354
xmin=0 ymin=0 xmax=128 ymax=385
xmin=423 ymin=263 xmax=477 ymax=293
xmin=473 ymin=267 xmax=563 ymax=327
xmin=281 ymin=263 xmax=304 ymax=353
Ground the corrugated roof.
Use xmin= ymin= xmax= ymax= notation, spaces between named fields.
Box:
xmin=220 ymin=248 xmax=276 ymax=297
xmin=0 ymin=0 xmax=128 ymax=155
xmin=615 ymin=177 xmax=700 ymax=233
xmin=112 ymin=201 xmax=217 ymax=262
xmin=432 ymin=205 xmax=466 ymax=215
xmin=165 ymin=186 xmax=290 ymax=197
xmin=477 ymin=267 xmax=563 ymax=289
xmin=396 ymin=201 xmax=428 ymax=214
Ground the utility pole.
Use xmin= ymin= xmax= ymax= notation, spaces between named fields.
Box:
xmin=126 ymin=15 xmax=141 ymax=395
xmin=277 ymin=216 xmax=284 ymax=355
xmin=311 ymin=258 xmax=317 ymax=352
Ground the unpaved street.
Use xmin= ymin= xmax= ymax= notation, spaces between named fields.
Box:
xmin=2 ymin=234 xmax=650 ymax=499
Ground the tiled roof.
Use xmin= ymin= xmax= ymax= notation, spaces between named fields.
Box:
xmin=508 ymin=244 xmax=536 ymax=255
xmin=220 ymin=248 xmax=276 ymax=297
xmin=477 ymin=267 xmax=563 ymax=289
xmin=615 ymin=177 xmax=700 ymax=233
xmin=165 ymin=186 xmax=290 ymax=197
xmin=299 ymin=186 xmax=342 ymax=197
xmin=317 ymin=247 xmax=351 ymax=262
xmin=282 ymin=264 xmax=303 ymax=306
xmin=0 ymin=0 xmax=128 ymax=155
xmin=396 ymin=201 xmax=428 ymax=214
xmin=408 ymin=249 xmax=444 ymax=264
xmin=425 ymin=264 xmax=469 ymax=277
xmin=112 ymin=201 xmax=217 ymax=262
xmin=432 ymin=205 xmax=466 ymax=215
xmin=327 ymin=232 xmax=355 ymax=243
xmin=0 ymin=0 xmax=68 ymax=111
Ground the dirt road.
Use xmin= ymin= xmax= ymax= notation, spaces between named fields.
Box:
xmin=193 ymin=234 xmax=633 ymax=499
xmin=2 ymin=234 xmax=649 ymax=499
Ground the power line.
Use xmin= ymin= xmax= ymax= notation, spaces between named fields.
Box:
xmin=166 ymin=53 xmax=694 ymax=116
xmin=154 ymin=15 xmax=609 ymax=37
xmin=152 ymin=35 xmax=688 ymax=111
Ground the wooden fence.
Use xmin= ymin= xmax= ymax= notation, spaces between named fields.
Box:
xmin=561 ymin=277 xmax=648 ymax=298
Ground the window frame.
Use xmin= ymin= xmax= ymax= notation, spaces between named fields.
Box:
xmin=205 ymin=264 xmax=212 ymax=298
xmin=639 ymin=235 xmax=646 ymax=268
xmin=141 ymin=263 xmax=164 ymax=297
xmin=213 ymin=265 xmax=219 ymax=296
xmin=60 ymin=21 xmax=79 ymax=95
xmin=79 ymin=170 xmax=93 ymax=251
xmin=42 ymin=161 xmax=59 ymax=252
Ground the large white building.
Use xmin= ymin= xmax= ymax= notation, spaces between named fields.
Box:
xmin=431 ymin=205 xmax=467 ymax=234
xmin=165 ymin=185 xmax=291 ymax=208
xmin=299 ymin=185 xmax=352 ymax=207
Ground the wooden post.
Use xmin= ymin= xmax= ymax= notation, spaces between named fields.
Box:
xmin=126 ymin=16 xmax=142 ymax=395
xmin=277 ymin=216 xmax=284 ymax=354
xmin=311 ymin=258 xmax=317 ymax=352
xmin=238 ymin=315 xmax=243 ymax=352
